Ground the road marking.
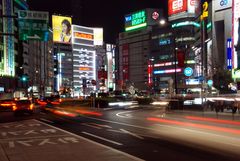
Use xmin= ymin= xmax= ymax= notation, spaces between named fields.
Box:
xmin=81 ymin=123 xmax=102 ymax=129
xmin=116 ymin=111 xmax=133 ymax=118
xmin=90 ymin=123 xmax=112 ymax=129
xmin=39 ymin=118 xmax=54 ymax=124
xmin=106 ymin=129 xmax=144 ymax=140
xmin=103 ymin=108 xmax=114 ymax=111
xmin=35 ymin=120 xmax=144 ymax=161
xmin=0 ymin=135 xmax=68 ymax=141
xmin=81 ymin=132 xmax=123 ymax=146
xmin=120 ymin=129 xmax=144 ymax=140
xmin=80 ymin=115 xmax=240 ymax=143
xmin=107 ymin=129 xmax=125 ymax=133
xmin=40 ymin=112 xmax=46 ymax=115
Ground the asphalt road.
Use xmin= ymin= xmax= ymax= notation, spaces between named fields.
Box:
xmin=0 ymin=107 xmax=240 ymax=161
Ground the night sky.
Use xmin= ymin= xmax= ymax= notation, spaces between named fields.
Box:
xmin=28 ymin=0 xmax=168 ymax=43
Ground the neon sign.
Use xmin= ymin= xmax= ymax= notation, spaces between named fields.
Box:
xmin=154 ymin=68 xmax=182 ymax=74
xmin=125 ymin=10 xmax=147 ymax=31
xmin=74 ymin=32 xmax=93 ymax=40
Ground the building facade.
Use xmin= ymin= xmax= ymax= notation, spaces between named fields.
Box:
xmin=72 ymin=25 xmax=96 ymax=96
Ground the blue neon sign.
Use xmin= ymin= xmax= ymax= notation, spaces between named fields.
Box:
xmin=184 ymin=67 xmax=193 ymax=77
xmin=227 ymin=38 xmax=232 ymax=69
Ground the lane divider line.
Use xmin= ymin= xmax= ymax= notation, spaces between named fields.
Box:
xmin=120 ymin=129 xmax=144 ymax=140
xmin=39 ymin=118 xmax=54 ymax=124
xmin=81 ymin=131 xmax=123 ymax=146
xmin=81 ymin=123 xmax=102 ymax=129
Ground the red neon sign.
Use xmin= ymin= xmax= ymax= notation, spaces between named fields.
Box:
xmin=168 ymin=0 xmax=187 ymax=16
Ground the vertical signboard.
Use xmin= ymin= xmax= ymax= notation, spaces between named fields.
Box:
xmin=106 ymin=44 xmax=113 ymax=89
xmin=227 ymin=38 xmax=232 ymax=69
xmin=122 ymin=44 xmax=129 ymax=81
xmin=93 ymin=28 xmax=103 ymax=46
xmin=2 ymin=0 xmax=14 ymax=76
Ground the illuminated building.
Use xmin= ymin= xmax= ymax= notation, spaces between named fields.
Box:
xmin=0 ymin=0 xmax=28 ymax=92
xmin=72 ymin=25 xmax=96 ymax=96
xmin=151 ymin=21 xmax=196 ymax=94
xmin=117 ymin=9 xmax=163 ymax=91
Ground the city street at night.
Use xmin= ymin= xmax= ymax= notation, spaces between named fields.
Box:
xmin=1 ymin=0 xmax=240 ymax=160
xmin=1 ymin=105 xmax=240 ymax=161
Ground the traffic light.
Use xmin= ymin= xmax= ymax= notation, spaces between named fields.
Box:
xmin=177 ymin=50 xmax=185 ymax=67
xmin=21 ymin=75 xmax=28 ymax=82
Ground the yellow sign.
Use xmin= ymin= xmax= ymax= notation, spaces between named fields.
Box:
xmin=201 ymin=2 xmax=208 ymax=20
xmin=52 ymin=15 xmax=72 ymax=44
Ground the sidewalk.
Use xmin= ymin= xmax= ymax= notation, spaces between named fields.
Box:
xmin=0 ymin=119 xmax=142 ymax=161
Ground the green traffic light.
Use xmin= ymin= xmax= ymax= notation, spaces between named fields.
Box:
xmin=22 ymin=77 xmax=27 ymax=81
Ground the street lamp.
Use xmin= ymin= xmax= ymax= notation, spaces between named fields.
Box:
xmin=159 ymin=19 xmax=166 ymax=25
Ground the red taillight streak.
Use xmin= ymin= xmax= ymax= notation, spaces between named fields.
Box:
xmin=76 ymin=110 xmax=102 ymax=116
xmin=185 ymin=116 xmax=240 ymax=126
xmin=37 ymin=101 xmax=47 ymax=106
xmin=53 ymin=110 xmax=76 ymax=117
xmin=147 ymin=117 xmax=240 ymax=135
xmin=51 ymin=102 xmax=60 ymax=105
xmin=0 ymin=103 xmax=13 ymax=106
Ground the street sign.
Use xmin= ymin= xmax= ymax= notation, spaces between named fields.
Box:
xmin=18 ymin=10 xmax=49 ymax=41
xmin=184 ymin=67 xmax=193 ymax=77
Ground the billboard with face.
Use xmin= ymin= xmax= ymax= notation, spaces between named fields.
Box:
xmin=52 ymin=15 xmax=72 ymax=44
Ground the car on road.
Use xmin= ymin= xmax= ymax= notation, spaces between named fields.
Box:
xmin=0 ymin=99 xmax=15 ymax=111
xmin=13 ymin=99 xmax=34 ymax=115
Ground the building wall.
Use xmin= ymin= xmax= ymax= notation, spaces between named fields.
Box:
xmin=212 ymin=1 xmax=232 ymax=70
xmin=118 ymin=28 xmax=151 ymax=91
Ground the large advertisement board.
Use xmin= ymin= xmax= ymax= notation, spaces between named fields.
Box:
xmin=125 ymin=10 xmax=147 ymax=32
xmin=168 ymin=0 xmax=199 ymax=21
xmin=168 ymin=0 xmax=188 ymax=16
xmin=52 ymin=15 xmax=72 ymax=44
